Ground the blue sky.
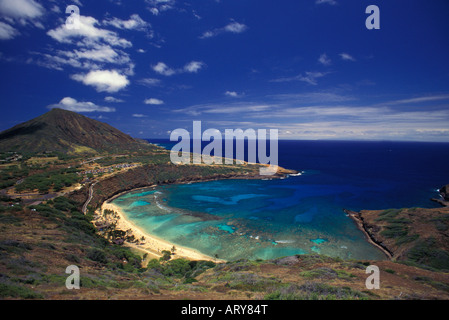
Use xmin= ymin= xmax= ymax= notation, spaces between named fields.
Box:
xmin=0 ymin=0 xmax=449 ymax=141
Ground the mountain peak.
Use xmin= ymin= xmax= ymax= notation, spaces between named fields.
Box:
xmin=0 ymin=109 xmax=149 ymax=154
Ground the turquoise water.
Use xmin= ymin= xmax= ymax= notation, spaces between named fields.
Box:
xmin=112 ymin=179 xmax=387 ymax=261
xmin=113 ymin=140 xmax=449 ymax=261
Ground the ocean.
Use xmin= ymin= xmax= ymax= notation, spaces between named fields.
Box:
xmin=112 ymin=140 xmax=449 ymax=261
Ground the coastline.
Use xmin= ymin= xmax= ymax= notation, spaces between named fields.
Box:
xmin=100 ymin=201 xmax=224 ymax=263
xmin=344 ymin=209 xmax=393 ymax=259
xmin=83 ymin=163 xmax=299 ymax=264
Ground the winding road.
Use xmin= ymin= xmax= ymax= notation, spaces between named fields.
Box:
xmin=82 ymin=181 xmax=97 ymax=214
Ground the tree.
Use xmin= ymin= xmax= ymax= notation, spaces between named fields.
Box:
xmin=160 ymin=250 xmax=172 ymax=262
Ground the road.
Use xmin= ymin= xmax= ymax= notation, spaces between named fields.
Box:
xmin=82 ymin=181 xmax=97 ymax=214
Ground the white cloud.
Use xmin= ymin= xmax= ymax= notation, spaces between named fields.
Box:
xmin=200 ymin=31 xmax=214 ymax=39
xmin=184 ymin=61 xmax=204 ymax=73
xmin=318 ymin=53 xmax=331 ymax=66
xmin=0 ymin=21 xmax=18 ymax=40
xmin=31 ymin=51 xmax=99 ymax=71
xmin=225 ymin=91 xmax=244 ymax=98
xmin=138 ymin=78 xmax=161 ymax=87
xmin=272 ymin=71 xmax=328 ymax=85
xmin=173 ymin=92 xmax=449 ymax=142
xmin=146 ymin=0 xmax=176 ymax=15
xmin=65 ymin=45 xmax=129 ymax=64
xmin=152 ymin=61 xmax=205 ymax=76
xmin=47 ymin=97 xmax=116 ymax=113
xmin=224 ymin=22 xmax=247 ymax=33
xmin=200 ymin=20 xmax=247 ymax=39
xmin=149 ymin=8 xmax=159 ymax=15
xmin=270 ymin=92 xmax=356 ymax=103
xmin=0 ymin=0 xmax=44 ymax=20
xmin=174 ymin=103 xmax=273 ymax=116
xmin=300 ymin=72 xmax=327 ymax=85
xmin=34 ymin=44 xmax=131 ymax=72
xmin=103 ymin=14 xmax=149 ymax=31
xmin=132 ymin=113 xmax=147 ymax=118
xmin=71 ymin=69 xmax=129 ymax=93
xmin=72 ymin=0 xmax=83 ymax=7
xmin=144 ymin=98 xmax=164 ymax=105
xmin=50 ymin=5 xmax=61 ymax=14
xmin=316 ymin=0 xmax=337 ymax=5
xmin=340 ymin=53 xmax=356 ymax=61
xmin=387 ymin=94 xmax=449 ymax=105
xmin=41 ymin=16 xmax=134 ymax=84
xmin=105 ymin=96 xmax=124 ymax=103
xmin=47 ymin=15 xmax=132 ymax=48
xmin=152 ymin=62 xmax=176 ymax=76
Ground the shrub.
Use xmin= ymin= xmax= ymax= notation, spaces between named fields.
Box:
xmin=0 ymin=283 xmax=43 ymax=299
xmin=395 ymin=234 xmax=419 ymax=246
xmin=86 ymin=248 xmax=108 ymax=264
xmin=380 ymin=223 xmax=408 ymax=239
xmin=0 ymin=213 xmax=22 ymax=225
xmin=162 ymin=259 xmax=191 ymax=277
xmin=265 ymin=283 xmax=368 ymax=300
xmin=300 ymin=268 xmax=338 ymax=280
xmin=407 ymin=238 xmax=449 ymax=271
xmin=109 ymin=246 xmax=142 ymax=269
xmin=66 ymin=253 xmax=81 ymax=264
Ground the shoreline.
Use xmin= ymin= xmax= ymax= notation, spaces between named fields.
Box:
xmin=88 ymin=165 xmax=299 ymax=264
xmin=100 ymin=201 xmax=224 ymax=263
xmin=344 ymin=209 xmax=393 ymax=259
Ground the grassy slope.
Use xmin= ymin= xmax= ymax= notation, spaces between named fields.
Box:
xmin=358 ymin=207 xmax=449 ymax=271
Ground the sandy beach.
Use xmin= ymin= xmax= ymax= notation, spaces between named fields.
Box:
xmin=100 ymin=201 xmax=223 ymax=263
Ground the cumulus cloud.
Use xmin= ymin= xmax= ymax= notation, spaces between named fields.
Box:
xmin=62 ymin=45 xmax=130 ymax=65
xmin=47 ymin=15 xmax=132 ymax=48
xmin=144 ymin=98 xmax=164 ymax=105
xmin=224 ymin=22 xmax=247 ymax=33
xmin=47 ymin=97 xmax=116 ymax=113
xmin=152 ymin=62 xmax=176 ymax=76
xmin=200 ymin=20 xmax=247 ymax=39
xmin=0 ymin=0 xmax=44 ymax=20
xmin=146 ymin=0 xmax=176 ymax=15
xmin=71 ymin=69 xmax=129 ymax=93
xmin=34 ymin=44 xmax=134 ymax=76
xmin=0 ymin=21 xmax=18 ymax=40
xmin=103 ymin=14 xmax=149 ymax=31
xmin=183 ymin=61 xmax=204 ymax=73
xmin=39 ymin=15 xmax=136 ymax=87
xmin=152 ymin=61 xmax=205 ymax=76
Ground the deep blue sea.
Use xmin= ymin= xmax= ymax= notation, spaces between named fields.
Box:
xmin=112 ymin=140 xmax=449 ymax=261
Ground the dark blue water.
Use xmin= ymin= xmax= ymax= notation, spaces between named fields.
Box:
xmin=114 ymin=140 xmax=449 ymax=261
